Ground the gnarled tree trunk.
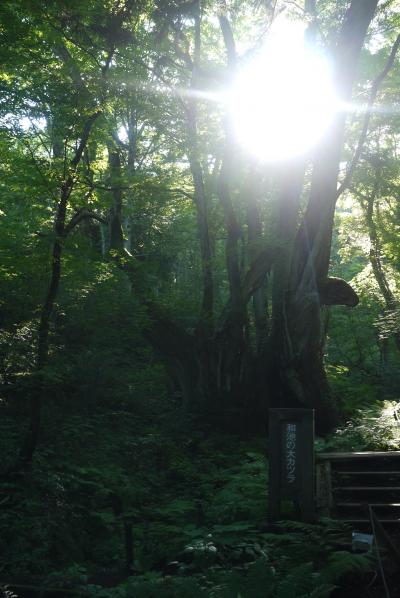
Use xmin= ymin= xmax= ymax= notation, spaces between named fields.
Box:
xmin=270 ymin=0 xmax=378 ymax=432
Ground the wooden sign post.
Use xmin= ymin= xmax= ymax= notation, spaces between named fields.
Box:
xmin=268 ymin=408 xmax=315 ymax=522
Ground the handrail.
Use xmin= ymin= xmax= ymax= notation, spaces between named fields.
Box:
xmin=393 ymin=401 xmax=400 ymax=424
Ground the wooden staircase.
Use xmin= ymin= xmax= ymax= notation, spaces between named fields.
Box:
xmin=316 ymin=451 xmax=400 ymax=528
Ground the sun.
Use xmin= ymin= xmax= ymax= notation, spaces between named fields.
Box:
xmin=228 ymin=20 xmax=338 ymax=161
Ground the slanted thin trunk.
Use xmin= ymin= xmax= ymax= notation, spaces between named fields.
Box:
xmin=107 ymin=142 xmax=125 ymax=253
xmin=246 ymin=169 xmax=268 ymax=351
xmin=364 ymin=179 xmax=400 ymax=352
xmin=186 ymin=105 xmax=214 ymax=334
xmin=186 ymin=7 xmax=214 ymax=336
xmin=212 ymin=13 xmax=250 ymax=405
xmin=126 ymin=106 xmax=137 ymax=177
xmin=124 ymin=106 xmax=137 ymax=253
xmin=11 ymin=112 xmax=101 ymax=472
xmin=217 ymin=14 xmax=241 ymax=312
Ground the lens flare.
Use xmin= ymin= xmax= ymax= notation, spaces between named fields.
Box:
xmin=229 ymin=20 xmax=338 ymax=161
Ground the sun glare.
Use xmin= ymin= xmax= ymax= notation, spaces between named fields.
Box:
xmin=229 ymin=20 xmax=337 ymax=161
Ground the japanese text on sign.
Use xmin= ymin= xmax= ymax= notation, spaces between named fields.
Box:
xmin=286 ymin=422 xmax=296 ymax=483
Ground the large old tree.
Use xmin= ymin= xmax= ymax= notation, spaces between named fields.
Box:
xmin=138 ymin=0 xmax=380 ymax=432
xmin=3 ymin=0 xmax=398 ymax=471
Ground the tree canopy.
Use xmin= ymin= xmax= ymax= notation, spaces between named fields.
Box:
xmin=1 ymin=0 xmax=400 ymax=594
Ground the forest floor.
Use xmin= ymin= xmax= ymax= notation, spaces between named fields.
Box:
xmin=1 ymin=400 xmax=400 ymax=597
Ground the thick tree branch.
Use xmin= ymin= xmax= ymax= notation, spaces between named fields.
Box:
xmin=183 ymin=3 xmax=215 ymax=334
xmin=217 ymin=13 xmax=242 ymax=308
xmin=293 ymin=0 xmax=379 ymax=287
xmin=242 ymin=248 xmax=276 ymax=304
xmin=88 ymin=181 xmax=193 ymax=199
xmin=55 ymin=42 xmax=90 ymax=92
xmin=218 ymin=15 xmax=236 ymax=67
xmin=336 ymin=33 xmax=400 ymax=199
xmin=71 ymin=111 xmax=102 ymax=169
xmin=64 ymin=208 xmax=107 ymax=235
xmin=111 ymin=130 xmax=128 ymax=149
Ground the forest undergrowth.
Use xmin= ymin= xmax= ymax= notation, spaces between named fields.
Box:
xmin=2 ymin=1 xmax=400 ymax=596
xmin=1 ymin=384 xmax=395 ymax=598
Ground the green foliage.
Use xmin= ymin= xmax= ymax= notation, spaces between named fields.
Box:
xmin=0 ymin=2 xmax=397 ymax=598
xmin=74 ymin=555 xmax=338 ymax=598
xmin=326 ymin=365 xmax=378 ymax=417
xmin=84 ymin=574 xmax=207 ymax=598
xmin=320 ymin=551 xmax=374 ymax=584
xmin=317 ymin=401 xmax=400 ymax=452
xmin=209 ymin=559 xmax=335 ymax=598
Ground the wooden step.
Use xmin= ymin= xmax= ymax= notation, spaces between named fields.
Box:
xmin=319 ymin=451 xmax=400 ymax=460
xmin=316 ymin=451 xmax=400 ymax=520
xmin=337 ymin=503 xmax=400 ymax=508
xmin=335 ymin=487 xmax=400 ymax=491
xmin=336 ymin=471 xmax=400 ymax=476
xmin=338 ymin=518 xmax=400 ymax=524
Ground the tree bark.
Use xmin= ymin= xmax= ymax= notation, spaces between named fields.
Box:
xmin=364 ymin=177 xmax=400 ymax=352
xmin=271 ymin=0 xmax=378 ymax=432
xmin=246 ymin=173 xmax=268 ymax=351
xmin=10 ymin=111 xmax=101 ymax=473
xmin=107 ymin=142 xmax=125 ymax=253
xmin=186 ymin=105 xmax=214 ymax=334
xmin=186 ymin=7 xmax=214 ymax=336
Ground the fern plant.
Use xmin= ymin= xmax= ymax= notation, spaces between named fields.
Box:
xmin=318 ymin=401 xmax=400 ymax=452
